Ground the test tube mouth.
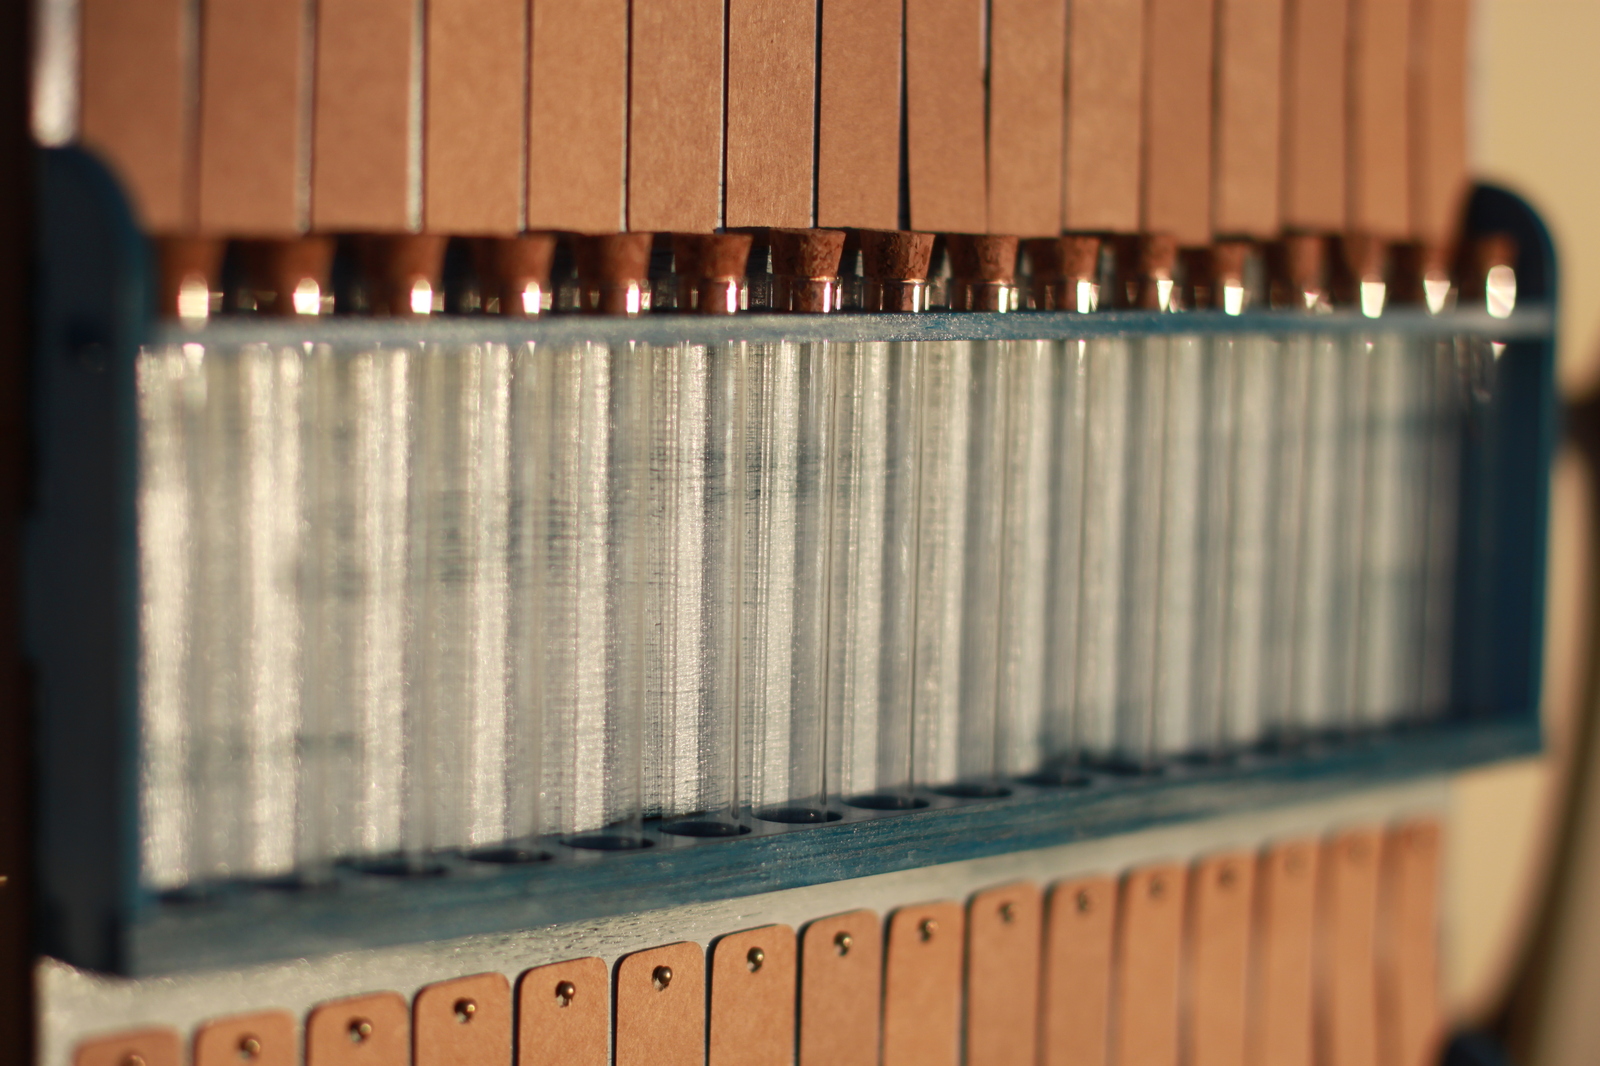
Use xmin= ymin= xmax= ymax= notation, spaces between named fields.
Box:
xmin=858 ymin=229 xmax=936 ymax=312
xmin=1024 ymin=234 xmax=1102 ymax=311
xmin=475 ymin=232 xmax=557 ymax=316
xmin=946 ymin=233 xmax=1021 ymax=312
xmin=756 ymin=806 xmax=842 ymax=825
xmin=358 ymin=233 xmax=450 ymax=316
xmin=672 ymin=232 xmax=754 ymax=314
xmin=574 ymin=231 xmax=655 ymax=315
xmin=659 ymin=817 xmax=752 ymax=838
xmin=769 ymin=227 xmax=847 ymax=313
xmin=931 ymin=781 xmax=1014 ymax=800
xmin=843 ymin=792 xmax=931 ymax=812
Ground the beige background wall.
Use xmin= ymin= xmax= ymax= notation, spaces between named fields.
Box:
xmin=1445 ymin=0 xmax=1600 ymax=1034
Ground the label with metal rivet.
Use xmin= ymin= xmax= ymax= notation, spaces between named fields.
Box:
xmin=1247 ymin=839 xmax=1318 ymax=1066
xmin=74 ymin=1028 xmax=182 ymax=1066
xmin=414 ymin=972 xmax=511 ymax=1066
xmin=883 ymin=901 xmax=964 ymax=1066
xmin=1113 ymin=863 xmax=1187 ymax=1066
xmin=518 ymin=958 xmax=608 ymax=1066
xmin=1378 ymin=819 xmax=1444 ymax=1066
xmin=194 ymin=1011 xmax=295 ymax=1066
xmin=799 ymin=910 xmax=881 ymax=1066
xmin=966 ymin=883 xmax=1043 ymax=1066
xmin=616 ymin=943 xmax=704 ymax=1066
xmin=305 ymin=992 xmax=408 ymax=1066
xmin=1188 ymin=851 xmax=1256 ymax=1066
xmin=1043 ymin=876 xmax=1117 ymax=1066
xmin=1317 ymin=827 xmax=1383 ymax=1066
xmin=711 ymin=925 xmax=797 ymax=1066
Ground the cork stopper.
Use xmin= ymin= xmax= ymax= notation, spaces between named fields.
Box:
xmin=947 ymin=234 xmax=1021 ymax=312
xmin=1026 ymin=235 xmax=1102 ymax=312
xmin=672 ymin=233 xmax=754 ymax=314
xmin=360 ymin=234 xmax=450 ymax=316
xmin=859 ymin=230 xmax=936 ymax=312
xmin=158 ymin=236 xmax=227 ymax=321
xmin=474 ymin=233 xmax=558 ymax=316
xmin=241 ymin=237 xmax=337 ymax=317
xmin=1389 ymin=241 xmax=1453 ymax=314
xmin=574 ymin=232 xmax=655 ymax=316
xmin=1119 ymin=233 xmax=1178 ymax=310
xmin=768 ymin=228 xmax=846 ymax=313
xmin=1267 ymin=234 xmax=1329 ymax=311
xmin=1330 ymin=234 xmax=1390 ymax=316
xmin=1182 ymin=241 xmax=1250 ymax=313
xmin=1459 ymin=233 xmax=1518 ymax=318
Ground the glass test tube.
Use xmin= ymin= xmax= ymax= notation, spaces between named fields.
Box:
xmin=301 ymin=345 xmax=413 ymax=874
xmin=1415 ymin=335 xmax=1464 ymax=721
xmin=535 ymin=341 xmax=647 ymax=846
xmin=404 ymin=343 xmax=513 ymax=861
xmin=1219 ymin=331 xmax=1278 ymax=751
xmin=1289 ymin=329 xmax=1352 ymax=737
xmin=958 ymin=340 xmax=1054 ymax=788
xmin=644 ymin=342 xmax=743 ymax=831
xmin=138 ymin=345 xmax=195 ymax=890
xmin=1074 ymin=336 xmax=1132 ymax=763
xmin=826 ymin=340 xmax=894 ymax=804
xmin=1040 ymin=339 xmax=1090 ymax=777
xmin=908 ymin=341 xmax=971 ymax=792
xmin=743 ymin=340 xmax=835 ymax=821
xmin=1265 ymin=330 xmax=1313 ymax=737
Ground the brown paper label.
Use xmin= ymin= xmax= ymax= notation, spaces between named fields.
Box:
xmin=306 ymin=992 xmax=410 ymax=1066
xmin=1317 ymin=827 xmax=1383 ymax=1066
xmin=816 ymin=0 xmax=902 ymax=230
xmin=799 ymin=910 xmax=883 ymax=1066
xmin=711 ymin=925 xmax=798 ymax=1066
xmin=1188 ymin=852 xmax=1257 ymax=1066
xmin=75 ymin=1028 xmax=182 ymax=1066
xmin=194 ymin=1011 xmax=296 ymax=1066
xmin=1043 ymin=876 xmax=1117 ymax=1066
xmin=1378 ymin=820 xmax=1444 ymax=1066
xmin=518 ymin=958 xmax=610 ymax=1066
xmin=883 ymin=901 xmax=965 ymax=1066
xmin=966 ymin=883 xmax=1043 ymax=1066
xmin=615 ymin=942 xmax=706 ymax=1066
xmin=1114 ymin=863 xmax=1187 ymax=1066
xmin=1247 ymin=839 xmax=1318 ymax=1066
xmin=414 ymin=972 xmax=511 ymax=1066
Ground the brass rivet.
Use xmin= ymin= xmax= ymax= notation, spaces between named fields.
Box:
xmin=747 ymin=947 xmax=765 ymax=973
xmin=454 ymin=998 xmax=477 ymax=1024
xmin=555 ymin=980 xmax=577 ymax=1007
xmin=237 ymin=1034 xmax=262 ymax=1060
xmin=833 ymin=931 xmax=852 ymax=956
xmin=121 ymin=1056 xmax=146 ymax=1066
xmin=919 ymin=918 xmax=937 ymax=942
xmin=1150 ymin=876 xmax=1166 ymax=900
xmin=652 ymin=965 xmax=673 ymax=991
xmin=348 ymin=1019 xmax=373 ymax=1044
xmin=1219 ymin=865 xmax=1237 ymax=888
xmin=999 ymin=902 xmax=1015 ymax=924
xmin=1076 ymin=890 xmax=1092 ymax=914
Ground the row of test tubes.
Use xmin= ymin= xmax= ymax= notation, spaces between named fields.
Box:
xmin=134 ymin=321 xmax=1480 ymax=890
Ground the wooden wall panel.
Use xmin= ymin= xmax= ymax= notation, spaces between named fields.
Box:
xmin=313 ymin=0 xmax=414 ymax=232
xmin=1409 ymin=0 xmax=1469 ymax=244
xmin=1064 ymin=0 xmax=1143 ymax=233
xmin=1281 ymin=0 xmax=1349 ymax=232
xmin=425 ymin=0 xmax=525 ymax=234
xmin=196 ymin=0 xmax=306 ymax=235
xmin=817 ymin=0 xmax=901 ymax=230
xmin=1348 ymin=0 xmax=1410 ymax=236
xmin=628 ymin=0 xmax=724 ymax=233
xmin=1213 ymin=0 xmax=1285 ymax=237
xmin=1142 ymin=0 xmax=1215 ymax=246
xmin=989 ymin=0 xmax=1067 ymax=236
xmin=78 ymin=0 xmax=192 ymax=232
xmin=725 ymin=1 xmax=816 ymax=229
xmin=527 ymin=0 xmax=628 ymax=233
xmin=905 ymin=0 xmax=987 ymax=234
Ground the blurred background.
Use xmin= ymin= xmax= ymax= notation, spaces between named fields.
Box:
xmin=1447 ymin=2 xmax=1600 ymax=1061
